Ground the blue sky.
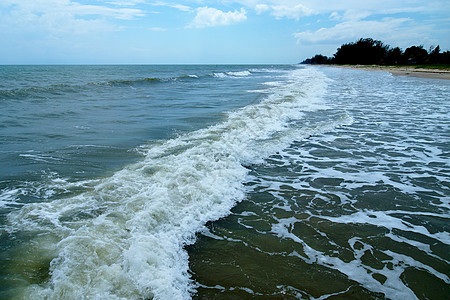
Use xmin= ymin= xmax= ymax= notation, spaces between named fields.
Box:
xmin=1 ymin=0 xmax=449 ymax=64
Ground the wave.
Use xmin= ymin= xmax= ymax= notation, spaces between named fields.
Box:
xmin=248 ymin=68 xmax=285 ymax=73
xmin=0 ymin=172 xmax=100 ymax=209
xmin=0 ymin=84 xmax=80 ymax=100
xmin=0 ymin=74 xmax=201 ymax=99
xmin=213 ymin=70 xmax=252 ymax=78
xmin=103 ymin=75 xmax=198 ymax=86
xmin=19 ymin=153 xmax=64 ymax=163
xmin=5 ymin=68 xmax=352 ymax=299
xmin=0 ymin=70 xmax=258 ymax=99
xmin=0 ymin=188 xmax=21 ymax=208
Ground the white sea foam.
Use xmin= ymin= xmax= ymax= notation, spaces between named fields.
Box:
xmin=318 ymin=210 xmax=450 ymax=244
xmin=0 ymin=188 xmax=21 ymax=208
xmin=248 ymin=68 xmax=287 ymax=73
xmin=0 ymin=172 xmax=99 ymax=211
xmin=226 ymin=70 xmax=251 ymax=77
xmin=262 ymin=81 xmax=284 ymax=86
xmin=19 ymin=153 xmax=63 ymax=163
xmin=212 ymin=72 xmax=227 ymax=78
xmin=6 ymin=68 xmax=351 ymax=299
xmin=213 ymin=70 xmax=251 ymax=78
xmin=272 ymin=217 xmax=443 ymax=299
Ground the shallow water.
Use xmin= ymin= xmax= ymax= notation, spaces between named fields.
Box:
xmin=189 ymin=67 xmax=450 ymax=299
xmin=0 ymin=65 xmax=448 ymax=299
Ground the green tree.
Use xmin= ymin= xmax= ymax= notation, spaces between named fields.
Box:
xmin=385 ymin=47 xmax=404 ymax=65
xmin=333 ymin=38 xmax=388 ymax=65
xmin=428 ymin=45 xmax=441 ymax=64
xmin=404 ymin=46 xmax=428 ymax=64
xmin=302 ymin=54 xmax=330 ymax=64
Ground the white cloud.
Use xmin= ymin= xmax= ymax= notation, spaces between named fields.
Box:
xmin=287 ymin=0 xmax=443 ymax=15
xmin=150 ymin=27 xmax=167 ymax=31
xmin=3 ymin=0 xmax=145 ymax=19
xmin=150 ymin=1 xmax=193 ymax=12
xmin=293 ymin=17 xmax=429 ymax=46
xmin=188 ymin=7 xmax=247 ymax=28
xmin=329 ymin=12 xmax=341 ymax=21
xmin=170 ymin=4 xmax=192 ymax=12
xmin=339 ymin=9 xmax=372 ymax=21
xmin=231 ymin=0 xmax=449 ymax=19
xmin=105 ymin=0 xmax=147 ymax=6
xmin=253 ymin=3 xmax=313 ymax=20
xmin=70 ymin=3 xmax=145 ymax=19
xmin=255 ymin=4 xmax=269 ymax=14
xmin=268 ymin=4 xmax=313 ymax=20
xmin=0 ymin=0 xmax=145 ymax=35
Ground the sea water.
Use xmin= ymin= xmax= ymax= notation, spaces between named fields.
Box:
xmin=0 ymin=65 xmax=448 ymax=299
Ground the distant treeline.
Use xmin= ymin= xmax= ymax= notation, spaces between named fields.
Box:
xmin=301 ymin=38 xmax=450 ymax=65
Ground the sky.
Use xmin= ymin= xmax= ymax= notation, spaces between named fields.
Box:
xmin=0 ymin=0 xmax=449 ymax=64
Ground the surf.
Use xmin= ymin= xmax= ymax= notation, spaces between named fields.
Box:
xmin=3 ymin=67 xmax=352 ymax=299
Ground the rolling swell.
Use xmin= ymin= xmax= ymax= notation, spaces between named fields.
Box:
xmin=0 ymin=74 xmax=200 ymax=100
xmin=0 ymin=69 xmax=260 ymax=100
xmin=4 ymin=68 xmax=351 ymax=299
xmin=104 ymin=75 xmax=199 ymax=86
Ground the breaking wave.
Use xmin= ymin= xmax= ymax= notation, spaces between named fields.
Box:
xmin=4 ymin=68 xmax=353 ymax=299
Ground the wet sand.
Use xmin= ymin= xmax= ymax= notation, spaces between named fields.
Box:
xmin=330 ymin=65 xmax=450 ymax=80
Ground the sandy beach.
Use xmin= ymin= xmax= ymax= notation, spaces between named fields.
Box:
xmin=330 ymin=65 xmax=450 ymax=80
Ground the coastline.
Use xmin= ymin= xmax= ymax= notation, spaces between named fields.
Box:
xmin=328 ymin=65 xmax=450 ymax=80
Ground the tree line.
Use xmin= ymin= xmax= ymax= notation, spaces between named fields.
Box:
xmin=301 ymin=38 xmax=450 ymax=65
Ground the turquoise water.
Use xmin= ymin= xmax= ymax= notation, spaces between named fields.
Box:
xmin=0 ymin=65 xmax=448 ymax=299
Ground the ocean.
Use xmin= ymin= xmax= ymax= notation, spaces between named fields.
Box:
xmin=0 ymin=65 xmax=448 ymax=299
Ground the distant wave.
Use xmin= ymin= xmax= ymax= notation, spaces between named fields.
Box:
xmin=103 ymin=75 xmax=197 ymax=86
xmin=248 ymin=68 xmax=283 ymax=73
xmin=213 ymin=70 xmax=252 ymax=78
xmin=0 ymin=75 xmax=201 ymax=99
xmin=0 ymin=71 xmax=263 ymax=99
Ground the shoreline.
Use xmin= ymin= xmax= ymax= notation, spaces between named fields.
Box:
xmin=327 ymin=65 xmax=450 ymax=80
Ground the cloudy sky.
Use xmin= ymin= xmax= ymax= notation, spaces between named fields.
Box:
xmin=1 ymin=0 xmax=449 ymax=64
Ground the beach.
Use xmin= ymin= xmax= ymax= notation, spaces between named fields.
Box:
xmin=330 ymin=64 xmax=450 ymax=80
